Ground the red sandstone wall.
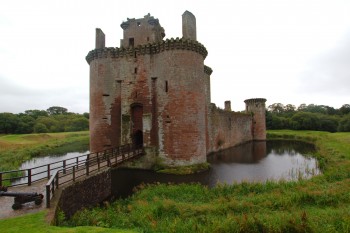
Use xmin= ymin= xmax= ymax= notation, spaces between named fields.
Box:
xmin=152 ymin=50 xmax=207 ymax=166
xmin=208 ymin=107 xmax=253 ymax=154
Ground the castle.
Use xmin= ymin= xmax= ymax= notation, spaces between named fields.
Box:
xmin=86 ymin=11 xmax=266 ymax=167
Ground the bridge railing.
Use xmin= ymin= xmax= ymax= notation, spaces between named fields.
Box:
xmin=0 ymin=153 xmax=88 ymax=187
xmin=45 ymin=144 xmax=143 ymax=208
xmin=0 ymin=144 xmax=142 ymax=187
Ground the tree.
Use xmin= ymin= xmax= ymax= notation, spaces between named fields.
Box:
xmin=16 ymin=115 xmax=35 ymax=134
xmin=284 ymin=104 xmax=296 ymax=113
xmin=297 ymin=104 xmax=307 ymax=111
xmin=65 ymin=117 xmax=89 ymax=132
xmin=33 ymin=123 xmax=48 ymax=133
xmin=36 ymin=116 xmax=61 ymax=132
xmin=0 ymin=113 xmax=19 ymax=134
xmin=46 ymin=106 xmax=68 ymax=115
xmin=24 ymin=109 xmax=48 ymax=119
xmin=338 ymin=115 xmax=350 ymax=132
xmin=268 ymin=103 xmax=285 ymax=114
xmin=339 ymin=104 xmax=350 ymax=115
xmin=291 ymin=112 xmax=319 ymax=130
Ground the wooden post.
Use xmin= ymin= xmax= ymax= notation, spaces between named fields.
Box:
xmin=28 ymin=169 xmax=32 ymax=186
xmin=63 ymin=160 xmax=66 ymax=174
xmin=97 ymin=156 xmax=100 ymax=171
xmin=72 ymin=166 xmax=75 ymax=182
xmin=46 ymin=184 xmax=50 ymax=208
xmin=47 ymin=164 xmax=50 ymax=179
xmin=76 ymin=157 xmax=79 ymax=169
xmin=55 ymin=173 xmax=59 ymax=189
xmin=86 ymin=160 xmax=89 ymax=176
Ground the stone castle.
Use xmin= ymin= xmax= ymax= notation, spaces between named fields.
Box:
xmin=86 ymin=11 xmax=266 ymax=167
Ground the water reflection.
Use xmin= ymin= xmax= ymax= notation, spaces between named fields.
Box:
xmin=111 ymin=141 xmax=320 ymax=198
xmin=207 ymin=141 xmax=319 ymax=185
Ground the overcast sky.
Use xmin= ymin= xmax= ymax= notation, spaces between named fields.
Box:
xmin=1 ymin=0 xmax=350 ymax=113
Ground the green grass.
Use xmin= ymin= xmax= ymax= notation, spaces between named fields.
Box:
xmin=0 ymin=211 xmax=135 ymax=233
xmin=2 ymin=130 xmax=350 ymax=232
xmin=156 ymin=162 xmax=210 ymax=175
xmin=0 ymin=132 xmax=89 ymax=171
xmin=65 ymin=130 xmax=350 ymax=232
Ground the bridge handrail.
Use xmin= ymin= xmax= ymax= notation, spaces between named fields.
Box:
xmin=44 ymin=144 xmax=143 ymax=208
xmin=0 ymin=144 xmax=142 ymax=187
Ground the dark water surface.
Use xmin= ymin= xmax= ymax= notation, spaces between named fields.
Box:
xmin=112 ymin=140 xmax=320 ymax=197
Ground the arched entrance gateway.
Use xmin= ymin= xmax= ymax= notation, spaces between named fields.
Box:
xmin=131 ymin=104 xmax=143 ymax=148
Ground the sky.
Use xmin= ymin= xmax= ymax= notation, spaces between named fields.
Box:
xmin=1 ymin=0 xmax=350 ymax=114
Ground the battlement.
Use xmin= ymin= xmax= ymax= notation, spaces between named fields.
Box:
xmin=86 ymin=37 xmax=208 ymax=64
xmin=204 ymin=65 xmax=213 ymax=75
xmin=244 ymin=98 xmax=267 ymax=105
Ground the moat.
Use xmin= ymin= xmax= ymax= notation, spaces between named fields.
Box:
xmin=15 ymin=140 xmax=319 ymax=189
xmin=111 ymin=140 xmax=319 ymax=197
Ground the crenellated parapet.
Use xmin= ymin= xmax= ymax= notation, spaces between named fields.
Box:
xmin=204 ymin=65 xmax=213 ymax=75
xmin=86 ymin=37 xmax=208 ymax=64
xmin=244 ymin=98 xmax=267 ymax=105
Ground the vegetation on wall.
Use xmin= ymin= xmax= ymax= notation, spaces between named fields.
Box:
xmin=266 ymin=103 xmax=350 ymax=132
xmin=0 ymin=106 xmax=89 ymax=134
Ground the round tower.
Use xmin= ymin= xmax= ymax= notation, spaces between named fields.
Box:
xmin=244 ymin=98 xmax=267 ymax=140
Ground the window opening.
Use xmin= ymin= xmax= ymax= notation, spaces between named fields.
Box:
xmin=165 ymin=81 xmax=168 ymax=92
xmin=129 ymin=38 xmax=134 ymax=47
xmin=134 ymin=68 xmax=138 ymax=74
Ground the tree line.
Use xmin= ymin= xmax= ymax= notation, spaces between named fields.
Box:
xmin=266 ymin=103 xmax=350 ymax=132
xmin=0 ymin=106 xmax=89 ymax=134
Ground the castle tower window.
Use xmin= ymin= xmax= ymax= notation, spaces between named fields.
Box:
xmin=134 ymin=68 xmax=138 ymax=74
xmin=129 ymin=38 xmax=134 ymax=47
xmin=165 ymin=81 xmax=168 ymax=92
xmin=137 ymin=22 xmax=141 ymax=26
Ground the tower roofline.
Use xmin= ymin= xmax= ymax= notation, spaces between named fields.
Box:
xmin=86 ymin=37 xmax=208 ymax=64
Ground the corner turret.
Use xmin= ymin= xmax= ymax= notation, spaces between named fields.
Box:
xmin=244 ymin=98 xmax=267 ymax=140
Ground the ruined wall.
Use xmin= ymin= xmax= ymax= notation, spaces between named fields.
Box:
xmin=120 ymin=14 xmax=165 ymax=48
xmin=208 ymin=105 xmax=253 ymax=154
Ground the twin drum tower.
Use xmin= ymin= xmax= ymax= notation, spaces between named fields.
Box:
xmin=86 ymin=11 xmax=266 ymax=167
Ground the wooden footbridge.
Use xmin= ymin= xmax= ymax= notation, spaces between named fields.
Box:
xmin=0 ymin=144 xmax=144 ymax=216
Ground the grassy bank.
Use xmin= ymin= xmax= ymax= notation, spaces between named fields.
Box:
xmin=1 ymin=130 xmax=349 ymax=232
xmin=0 ymin=131 xmax=89 ymax=172
xmin=65 ymin=130 xmax=350 ymax=232
xmin=0 ymin=211 xmax=134 ymax=233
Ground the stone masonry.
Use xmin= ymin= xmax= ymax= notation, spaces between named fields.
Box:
xmin=86 ymin=11 xmax=266 ymax=167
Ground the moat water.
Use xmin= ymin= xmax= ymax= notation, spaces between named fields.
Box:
xmin=111 ymin=140 xmax=320 ymax=197
xmin=15 ymin=140 xmax=319 ymax=189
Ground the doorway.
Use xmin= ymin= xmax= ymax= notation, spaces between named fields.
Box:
xmin=131 ymin=104 xmax=143 ymax=148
